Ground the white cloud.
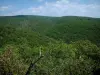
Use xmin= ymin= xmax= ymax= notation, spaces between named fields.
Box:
xmin=0 ymin=5 xmax=12 ymax=11
xmin=0 ymin=6 xmax=9 ymax=11
xmin=6 ymin=0 xmax=100 ymax=17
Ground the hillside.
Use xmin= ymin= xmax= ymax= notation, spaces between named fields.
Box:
xmin=0 ymin=15 xmax=100 ymax=75
xmin=0 ymin=15 xmax=100 ymax=45
xmin=46 ymin=16 xmax=100 ymax=45
xmin=0 ymin=26 xmax=56 ymax=47
xmin=0 ymin=15 xmax=58 ymax=33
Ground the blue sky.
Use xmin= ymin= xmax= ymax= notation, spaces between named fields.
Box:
xmin=0 ymin=0 xmax=100 ymax=18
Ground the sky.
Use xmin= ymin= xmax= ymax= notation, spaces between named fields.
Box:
xmin=0 ymin=0 xmax=100 ymax=18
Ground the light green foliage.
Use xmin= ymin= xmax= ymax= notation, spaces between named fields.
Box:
xmin=73 ymin=40 xmax=100 ymax=61
xmin=0 ymin=45 xmax=28 ymax=75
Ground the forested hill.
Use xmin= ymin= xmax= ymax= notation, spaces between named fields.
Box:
xmin=0 ymin=15 xmax=58 ymax=33
xmin=0 ymin=15 xmax=100 ymax=45
xmin=0 ymin=15 xmax=100 ymax=75
xmin=46 ymin=16 xmax=100 ymax=45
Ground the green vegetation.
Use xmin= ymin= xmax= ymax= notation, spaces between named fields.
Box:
xmin=0 ymin=15 xmax=100 ymax=75
xmin=46 ymin=16 xmax=100 ymax=45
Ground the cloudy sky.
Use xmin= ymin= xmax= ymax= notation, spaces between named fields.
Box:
xmin=0 ymin=0 xmax=100 ymax=17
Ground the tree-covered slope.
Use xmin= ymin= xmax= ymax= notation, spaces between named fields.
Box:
xmin=0 ymin=15 xmax=58 ymax=33
xmin=0 ymin=26 xmax=56 ymax=47
xmin=46 ymin=16 xmax=100 ymax=45
xmin=0 ymin=15 xmax=100 ymax=45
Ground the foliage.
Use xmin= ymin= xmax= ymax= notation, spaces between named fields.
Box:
xmin=46 ymin=16 xmax=100 ymax=44
xmin=0 ymin=45 xmax=28 ymax=75
xmin=0 ymin=15 xmax=100 ymax=75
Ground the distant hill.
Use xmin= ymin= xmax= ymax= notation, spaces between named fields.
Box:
xmin=46 ymin=16 xmax=100 ymax=45
xmin=0 ymin=15 xmax=100 ymax=45
xmin=0 ymin=15 xmax=58 ymax=33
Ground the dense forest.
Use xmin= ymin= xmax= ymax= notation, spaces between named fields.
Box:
xmin=0 ymin=15 xmax=100 ymax=75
